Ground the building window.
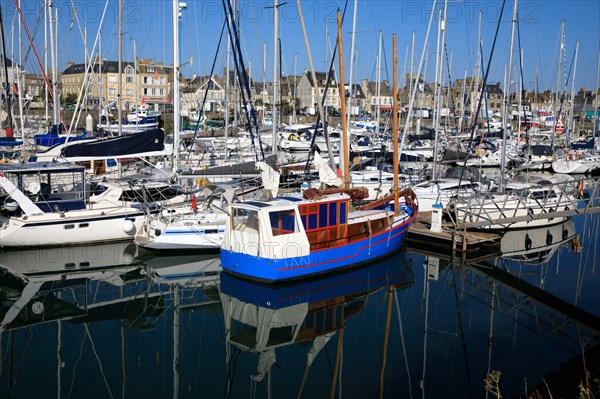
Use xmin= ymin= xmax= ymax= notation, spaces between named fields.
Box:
xmin=126 ymin=89 xmax=133 ymax=96
xmin=109 ymin=76 xmax=117 ymax=83
xmin=147 ymin=67 xmax=154 ymax=73
xmin=109 ymin=88 xmax=116 ymax=96
xmin=143 ymin=88 xmax=148 ymax=95
xmin=159 ymin=89 xmax=164 ymax=95
xmin=126 ymin=77 xmax=133 ymax=83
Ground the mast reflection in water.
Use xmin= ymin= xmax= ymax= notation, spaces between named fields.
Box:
xmin=0 ymin=214 xmax=598 ymax=398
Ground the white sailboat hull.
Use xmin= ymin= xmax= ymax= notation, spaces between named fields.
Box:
xmin=0 ymin=208 xmax=145 ymax=248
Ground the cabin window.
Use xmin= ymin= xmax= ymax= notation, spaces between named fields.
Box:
xmin=269 ymin=209 xmax=298 ymax=236
xmin=318 ymin=204 xmax=328 ymax=228
xmin=233 ymin=208 xmax=259 ymax=234
xmin=329 ymin=203 xmax=337 ymax=225
xmin=64 ymin=224 xmax=75 ymax=230
xmin=339 ymin=202 xmax=347 ymax=223
xmin=308 ymin=214 xmax=317 ymax=229
xmin=267 ymin=326 xmax=295 ymax=346
xmin=79 ymin=223 xmax=89 ymax=228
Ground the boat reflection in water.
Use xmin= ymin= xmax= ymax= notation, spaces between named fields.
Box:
xmin=0 ymin=243 xmax=163 ymax=332
xmin=136 ymin=249 xmax=221 ymax=286
xmin=0 ymin=242 xmax=139 ymax=278
xmin=499 ymin=218 xmax=576 ymax=263
xmin=220 ymin=250 xmax=414 ymax=396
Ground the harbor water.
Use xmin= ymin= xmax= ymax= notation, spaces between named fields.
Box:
xmin=0 ymin=213 xmax=598 ymax=398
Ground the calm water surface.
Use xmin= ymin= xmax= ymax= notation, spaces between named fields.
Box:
xmin=0 ymin=214 xmax=598 ymax=398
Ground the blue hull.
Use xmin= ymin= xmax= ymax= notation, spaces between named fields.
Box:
xmin=221 ymin=218 xmax=413 ymax=283
xmin=220 ymin=250 xmax=415 ymax=308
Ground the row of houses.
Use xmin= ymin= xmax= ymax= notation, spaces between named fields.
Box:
xmin=2 ymin=56 xmax=600 ymax=119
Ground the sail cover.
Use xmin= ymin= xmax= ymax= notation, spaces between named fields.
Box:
xmin=60 ymin=129 xmax=167 ymax=160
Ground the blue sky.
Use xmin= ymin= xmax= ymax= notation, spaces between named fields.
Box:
xmin=4 ymin=0 xmax=600 ymax=92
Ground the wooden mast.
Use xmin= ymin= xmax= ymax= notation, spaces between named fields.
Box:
xmin=337 ymin=10 xmax=349 ymax=188
xmin=393 ymin=34 xmax=399 ymax=215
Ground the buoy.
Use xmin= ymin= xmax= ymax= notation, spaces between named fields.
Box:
xmin=122 ymin=218 xmax=136 ymax=235
xmin=191 ymin=194 xmax=198 ymax=211
xmin=86 ymin=114 xmax=94 ymax=133
xmin=4 ymin=198 xmax=19 ymax=212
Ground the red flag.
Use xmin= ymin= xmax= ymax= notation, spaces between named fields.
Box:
xmin=11 ymin=84 xmax=17 ymax=94
xmin=154 ymin=68 xmax=159 ymax=81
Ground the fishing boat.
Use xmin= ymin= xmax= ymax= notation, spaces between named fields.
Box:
xmin=220 ymin=186 xmax=417 ymax=282
xmin=221 ymin=30 xmax=416 ymax=282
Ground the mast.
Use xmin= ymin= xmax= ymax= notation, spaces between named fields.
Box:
xmin=98 ymin=29 xmax=103 ymax=126
xmin=272 ymin=0 xmax=279 ymax=155
xmin=133 ymin=39 xmax=138 ymax=112
xmin=225 ymin=20 xmax=230 ymax=153
xmin=375 ymin=30 xmax=382 ymax=135
xmin=594 ymin=44 xmax=600 ymax=139
xmin=393 ymin=34 xmax=399 ymax=215
xmin=345 ymin=0 xmax=358 ymax=129
xmin=118 ymin=0 xmax=123 ymax=137
xmin=292 ymin=52 xmax=297 ymax=123
xmin=0 ymin=4 xmax=14 ymax=136
xmin=262 ymin=41 xmax=266 ymax=124
xmin=84 ymin=23 xmax=88 ymax=114
xmin=295 ymin=0 xmax=336 ymax=168
xmin=473 ymin=11 xmax=482 ymax=122
xmin=555 ymin=20 xmax=564 ymax=109
xmin=500 ymin=0 xmax=518 ymax=190
xmin=410 ymin=31 xmax=415 ymax=106
xmin=432 ymin=0 xmax=448 ymax=180
xmin=17 ymin=0 xmax=24 ymax=137
xmin=49 ymin=0 xmax=59 ymax=127
xmin=172 ymin=0 xmax=182 ymax=173
xmin=44 ymin=0 xmax=48 ymax=124
xmin=337 ymin=10 xmax=349 ymax=188
xmin=568 ymin=40 xmax=579 ymax=139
